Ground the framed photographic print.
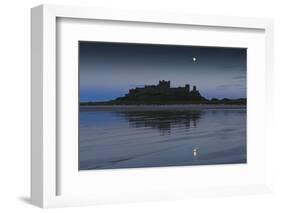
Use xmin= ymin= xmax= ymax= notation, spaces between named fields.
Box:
xmin=31 ymin=4 xmax=274 ymax=208
xmin=78 ymin=42 xmax=247 ymax=170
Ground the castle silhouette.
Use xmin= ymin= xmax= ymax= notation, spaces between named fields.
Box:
xmin=128 ymin=80 xmax=201 ymax=97
xmin=80 ymin=80 xmax=246 ymax=105
xmin=113 ymin=80 xmax=206 ymax=104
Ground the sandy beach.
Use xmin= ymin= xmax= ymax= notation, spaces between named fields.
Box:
xmin=80 ymin=104 xmax=246 ymax=111
xmin=79 ymin=104 xmax=246 ymax=170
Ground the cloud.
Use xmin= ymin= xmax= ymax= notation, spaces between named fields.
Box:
xmin=129 ymin=84 xmax=145 ymax=88
xmin=216 ymin=84 xmax=243 ymax=89
xmin=232 ymin=75 xmax=246 ymax=80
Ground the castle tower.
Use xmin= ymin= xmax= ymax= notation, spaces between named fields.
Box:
xmin=185 ymin=84 xmax=190 ymax=93
xmin=193 ymin=85 xmax=197 ymax=91
xmin=158 ymin=80 xmax=170 ymax=89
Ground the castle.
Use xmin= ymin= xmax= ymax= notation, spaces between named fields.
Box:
xmin=80 ymin=80 xmax=247 ymax=105
xmin=127 ymin=80 xmax=201 ymax=97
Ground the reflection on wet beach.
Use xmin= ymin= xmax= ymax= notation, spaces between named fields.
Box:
xmin=79 ymin=107 xmax=246 ymax=170
xmin=115 ymin=110 xmax=203 ymax=135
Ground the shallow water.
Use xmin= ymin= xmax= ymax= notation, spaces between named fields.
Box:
xmin=79 ymin=108 xmax=246 ymax=170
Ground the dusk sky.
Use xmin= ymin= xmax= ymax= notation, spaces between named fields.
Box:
xmin=79 ymin=41 xmax=246 ymax=102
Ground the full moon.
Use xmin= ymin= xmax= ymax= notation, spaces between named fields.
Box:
xmin=192 ymin=57 xmax=197 ymax=62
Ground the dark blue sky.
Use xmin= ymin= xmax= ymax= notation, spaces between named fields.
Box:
xmin=79 ymin=41 xmax=246 ymax=102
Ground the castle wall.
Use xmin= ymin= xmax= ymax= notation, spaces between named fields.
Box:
xmin=128 ymin=81 xmax=199 ymax=97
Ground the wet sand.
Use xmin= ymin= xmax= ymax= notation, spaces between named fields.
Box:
xmin=80 ymin=104 xmax=246 ymax=112
xmin=79 ymin=105 xmax=246 ymax=170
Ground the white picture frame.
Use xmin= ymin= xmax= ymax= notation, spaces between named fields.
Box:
xmin=31 ymin=4 xmax=274 ymax=208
